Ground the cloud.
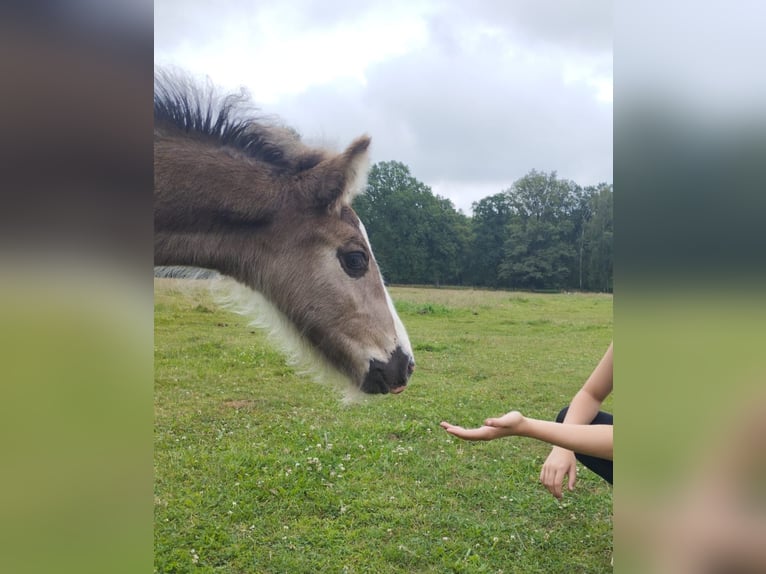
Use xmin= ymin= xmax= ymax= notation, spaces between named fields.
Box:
xmin=155 ymin=0 xmax=612 ymax=213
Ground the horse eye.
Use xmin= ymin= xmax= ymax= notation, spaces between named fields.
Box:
xmin=344 ymin=252 xmax=367 ymax=270
xmin=339 ymin=251 xmax=368 ymax=277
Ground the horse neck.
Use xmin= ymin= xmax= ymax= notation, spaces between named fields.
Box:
xmin=154 ymin=136 xmax=286 ymax=281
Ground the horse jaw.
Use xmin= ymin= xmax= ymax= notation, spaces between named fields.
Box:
xmin=211 ymin=277 xmax=375 ymax=403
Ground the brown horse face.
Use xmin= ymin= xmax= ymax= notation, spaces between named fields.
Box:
xmin=153 ymin=92 xmax=415 ymax=395
xmin=154 ymin=71 xmax=415 ymax=396
xmin=258 ymin=204 xmax=414 ymax=394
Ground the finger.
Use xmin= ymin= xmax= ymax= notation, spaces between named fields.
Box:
xmin=551 ymin=473 xmax=563 ymax=499
xmin=440 ymin=423 xmax=464 ymax=434
xmin=546 ymin=480 xmax=562 ymax=499
xmin=540 ymin=468 xmax=562 ymax=499
xmin=552 ymin=469 xmax=567 ymax=499
xmin=440 ymin=423 xmax=473 ymax=438
xmin=567 ymin=470 xmax=577 ymax=491
xmin=452 ymin=427 xmax=490 ymax=440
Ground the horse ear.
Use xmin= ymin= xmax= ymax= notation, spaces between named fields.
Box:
xmin=312 ymin=135 xmax=371 ymax=211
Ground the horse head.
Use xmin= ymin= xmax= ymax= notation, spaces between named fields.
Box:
xmin=153 ymin=72 xmax=415 ymax=394
xmin=241 ymin=136 xmax=416 ymax=393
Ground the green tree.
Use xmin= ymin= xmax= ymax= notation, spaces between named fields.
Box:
xmin=582 ymin=183 xmax=613 ymax=292
xmin=571 ymin=185 xmax=595 ymax=290
xmin=498 ymin=170 xmax=581 ymax=290
xmin=468 ymin=193 xmax=514 ymax=287
xmin=355 ymin=162 xmax=612 ymax=291
xmin=353 ymin=161 xmax=470 ymax=286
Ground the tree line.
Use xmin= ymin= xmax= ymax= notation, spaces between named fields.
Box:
xmin=353 ymin=161 xmax=612 ymax=292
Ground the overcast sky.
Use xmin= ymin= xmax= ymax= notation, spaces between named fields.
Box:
xmin=155 ymin=0 xmax=612 ymax=214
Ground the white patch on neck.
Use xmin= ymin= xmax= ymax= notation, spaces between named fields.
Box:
xmin=210 ymin=276 xmax=365 ymax=404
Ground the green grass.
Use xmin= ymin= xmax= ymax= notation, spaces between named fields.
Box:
xmin=155 ymin=279 xmax=613 ymax=573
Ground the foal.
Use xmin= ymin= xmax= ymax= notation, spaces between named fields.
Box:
xmin=154 ymin=72 xmax=414 ymax=395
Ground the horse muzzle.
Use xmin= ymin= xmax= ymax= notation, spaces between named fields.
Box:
xmin=360 ymin=346 xmax=415 ymax=394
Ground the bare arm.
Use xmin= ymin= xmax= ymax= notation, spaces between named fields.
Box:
xmin=560 ymin=342 xmax=613 ymax=426
xmin=539 ymin=342 xmax=613 ymax=497
xmin=440 ymin=411 xmax=613 ymax=460
xmin=515 ymin=417 xmax=613 ymax=460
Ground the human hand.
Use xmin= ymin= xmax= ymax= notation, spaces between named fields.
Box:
xmin=439 ymin=421 xmax=505 ymax=441
xmin=440 ymin=411 xmax=525 ymax=441
xmin=540 ymin=446 xmax=578 ymax=499
xmin=483 ymin=410 xmax=524 ymax=432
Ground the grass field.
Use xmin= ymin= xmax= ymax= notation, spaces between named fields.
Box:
xmin=155 ymin=279 xmax=613 ymax=573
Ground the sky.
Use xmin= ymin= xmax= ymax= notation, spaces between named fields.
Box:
xmin=154 ymin=0 xmax=612 ymax=214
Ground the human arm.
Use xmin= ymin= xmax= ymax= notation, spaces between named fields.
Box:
xmin=541 ymin=342 xmax=613 ymax=497
xmin=440 ymin=410 xmax=613 ymax=460
xmin=559 ymin=342 xmax=614 ymax=426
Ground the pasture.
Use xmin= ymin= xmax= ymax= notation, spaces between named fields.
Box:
xmin=155 ymin=279 xmax=613 ymax=573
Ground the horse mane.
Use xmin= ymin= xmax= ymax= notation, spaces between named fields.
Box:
xmin=153 ymin=68 xmax=327 ymax=173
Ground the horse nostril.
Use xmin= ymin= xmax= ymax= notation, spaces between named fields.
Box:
xmin=407 ymin=359 xmax=415 ymax=375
